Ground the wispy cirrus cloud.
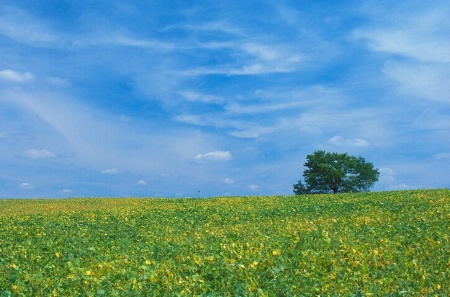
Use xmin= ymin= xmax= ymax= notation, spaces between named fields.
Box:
xmin=173 ymin=113 xmax=278 ymax=139
xmin=353 ymin=1 xmax=450 ymax=103
xmin=328 ymin=136 xmax=369 ymax=147
xmin=0 ymin=5 xmax=61 ymax=46
xmin=181 ymin=41 xmax=303 ymax=76
xmin=22 ymin=148 xmax=56 ymax=158
xmin=101 ymin=168 xmax=120 ymax=174
xmin=0 ymin=70 xmax=34 ymax=82
xmin=179 ymin=90 xmax=223 ymax=103
xmin=193 ymin=151 xmax=232 ymax=162
xmin=173 ymin=85 xmax=354 ymax=139
xmin=388 ymin=183 xmax=423 ymax=191
xmin=353 ymin=4 xmax=450 ymax=63
xmin=76 ymin=34 xmax=175 ymax=51
xmin=44 ymin=76 xmax=70 ymax=86
xmin=161 ymin=20 xmax=243 ymax=36
xmin=382 ymin=61 xmax=450 ymax=103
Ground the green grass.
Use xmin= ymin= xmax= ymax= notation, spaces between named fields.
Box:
xmin=1 ymin=189 xmax=449 ymax=296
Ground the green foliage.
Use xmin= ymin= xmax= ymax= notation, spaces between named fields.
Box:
xmin=1 ymin=189 xmax=449 ymax=296
xmin=294 ymin=150 xmax=379 ymax=194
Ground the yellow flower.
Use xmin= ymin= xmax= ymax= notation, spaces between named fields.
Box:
xmin=250 ymin=261 xmax=258 ymax=268
xmin=272 ymin=250 xmax=281 ymax=256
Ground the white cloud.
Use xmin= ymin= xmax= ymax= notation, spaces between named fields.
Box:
xmin=388 ymin=183 xmax=423 ymax=191
xmin=58 ymin=189 xmax=72 ymax=194
xmin=173 ymin=114 xmax=203 ymax=125
xmin=193 ymin=150 xmax=232 ymax=161
xmin=379 ymin=167 xmax=395 ymax=183
xmin=23 ymin=148 xmax=56 ymax=158
xmin=249 ymin=184 xmax=259 ymax=190
xmin=228 ymin=125 xmax=277 ymax=139
xmin=241 ymin=43 xmax=301 ymax=68
xmin=101 ymin=168 xmax=120 ymax=174
xmin=223 ymin=178 xmax=234 ymax=184
xmin=179 ymin=91 xmax=222 ymax=103
xmin=99 ymin=35 xmax=174 ymax=50
xmin=174 ymin=86 xmax=359 ymax=140
xmin=240 ymin=43 xmax=303 ymax=74
xmin=0 ymin=6 xmax=60 ymax=45
xmin=353 ymin=28 xmax=450 ymax=63
xmin=0 ymin=70 xmax=34 ymax=82
xmin=183 ymin=62 xmax=298 ymax=76
xmin=353 ymin=2 xmax=450 ymax=104
xmin=176 ymin=106 xmax=328 ymax=140
xmin=174 ymin=114 xmax=270 ymax=138
xmin=181 ymin=41 xmax=303 ymax=76
xmin=353 ymin=3 xmax=450 ymax=63
xmin=226 ymin=101 xmax=306 ymax=115
xmin=382 ymin=61 xmax=450 ymax=103
xmin=379 ymin=167 xmax=395 ymax=176
xmin=328 ymin=136 xmax=369 ymax=147
xmin=19 ymin=182 xmax=34 ymax=189
xmin=162 ymin=20 xmax=241 ymax=36
xmin=137 ymin=180 xmax=147 ymax=186
xmin=45 ymin=76 xmax=70 ymax=86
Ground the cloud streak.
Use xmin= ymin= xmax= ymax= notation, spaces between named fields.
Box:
xmin=19 ymin=182 xmax=34 ymax=190
xmin=0 ymin=5 xmax=61 ymax=46
xmin=22 ymin=149 xmax=56 ymax=158
xmin=101 ymin=168 xmax=120 ymax=174
xmin=328 ymin=136 xmax=369 ymax=148
xmin=353 ymin=4 xmax=450 ymax=63
xmin=0 ymin=70 xmax=34 ymax=82
xmin=181 ymin=42 xmax=303 ymax=76
xmin=193 ymin=151 xmax=232 ymax=162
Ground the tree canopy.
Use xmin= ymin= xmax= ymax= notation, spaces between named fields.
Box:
xmin=293 ymin=150 xmax=379 ymax=194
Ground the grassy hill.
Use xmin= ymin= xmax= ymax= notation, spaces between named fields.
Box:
xmin=1 ymin=189 xmax=449 ymax=296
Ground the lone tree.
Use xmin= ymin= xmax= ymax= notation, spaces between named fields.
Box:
xmin=293 ymin=150 xmax=379 ymax=194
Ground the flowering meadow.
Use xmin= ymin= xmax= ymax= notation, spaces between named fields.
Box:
xmin=1 ymin=189 xmax=449 ymax=296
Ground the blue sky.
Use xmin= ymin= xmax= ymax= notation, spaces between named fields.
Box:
xmin=0 ymin=0 xmax=449 ymax=198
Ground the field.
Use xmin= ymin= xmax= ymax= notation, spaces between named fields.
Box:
xmin=1 ymin=189 xmax=449 ymax=296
